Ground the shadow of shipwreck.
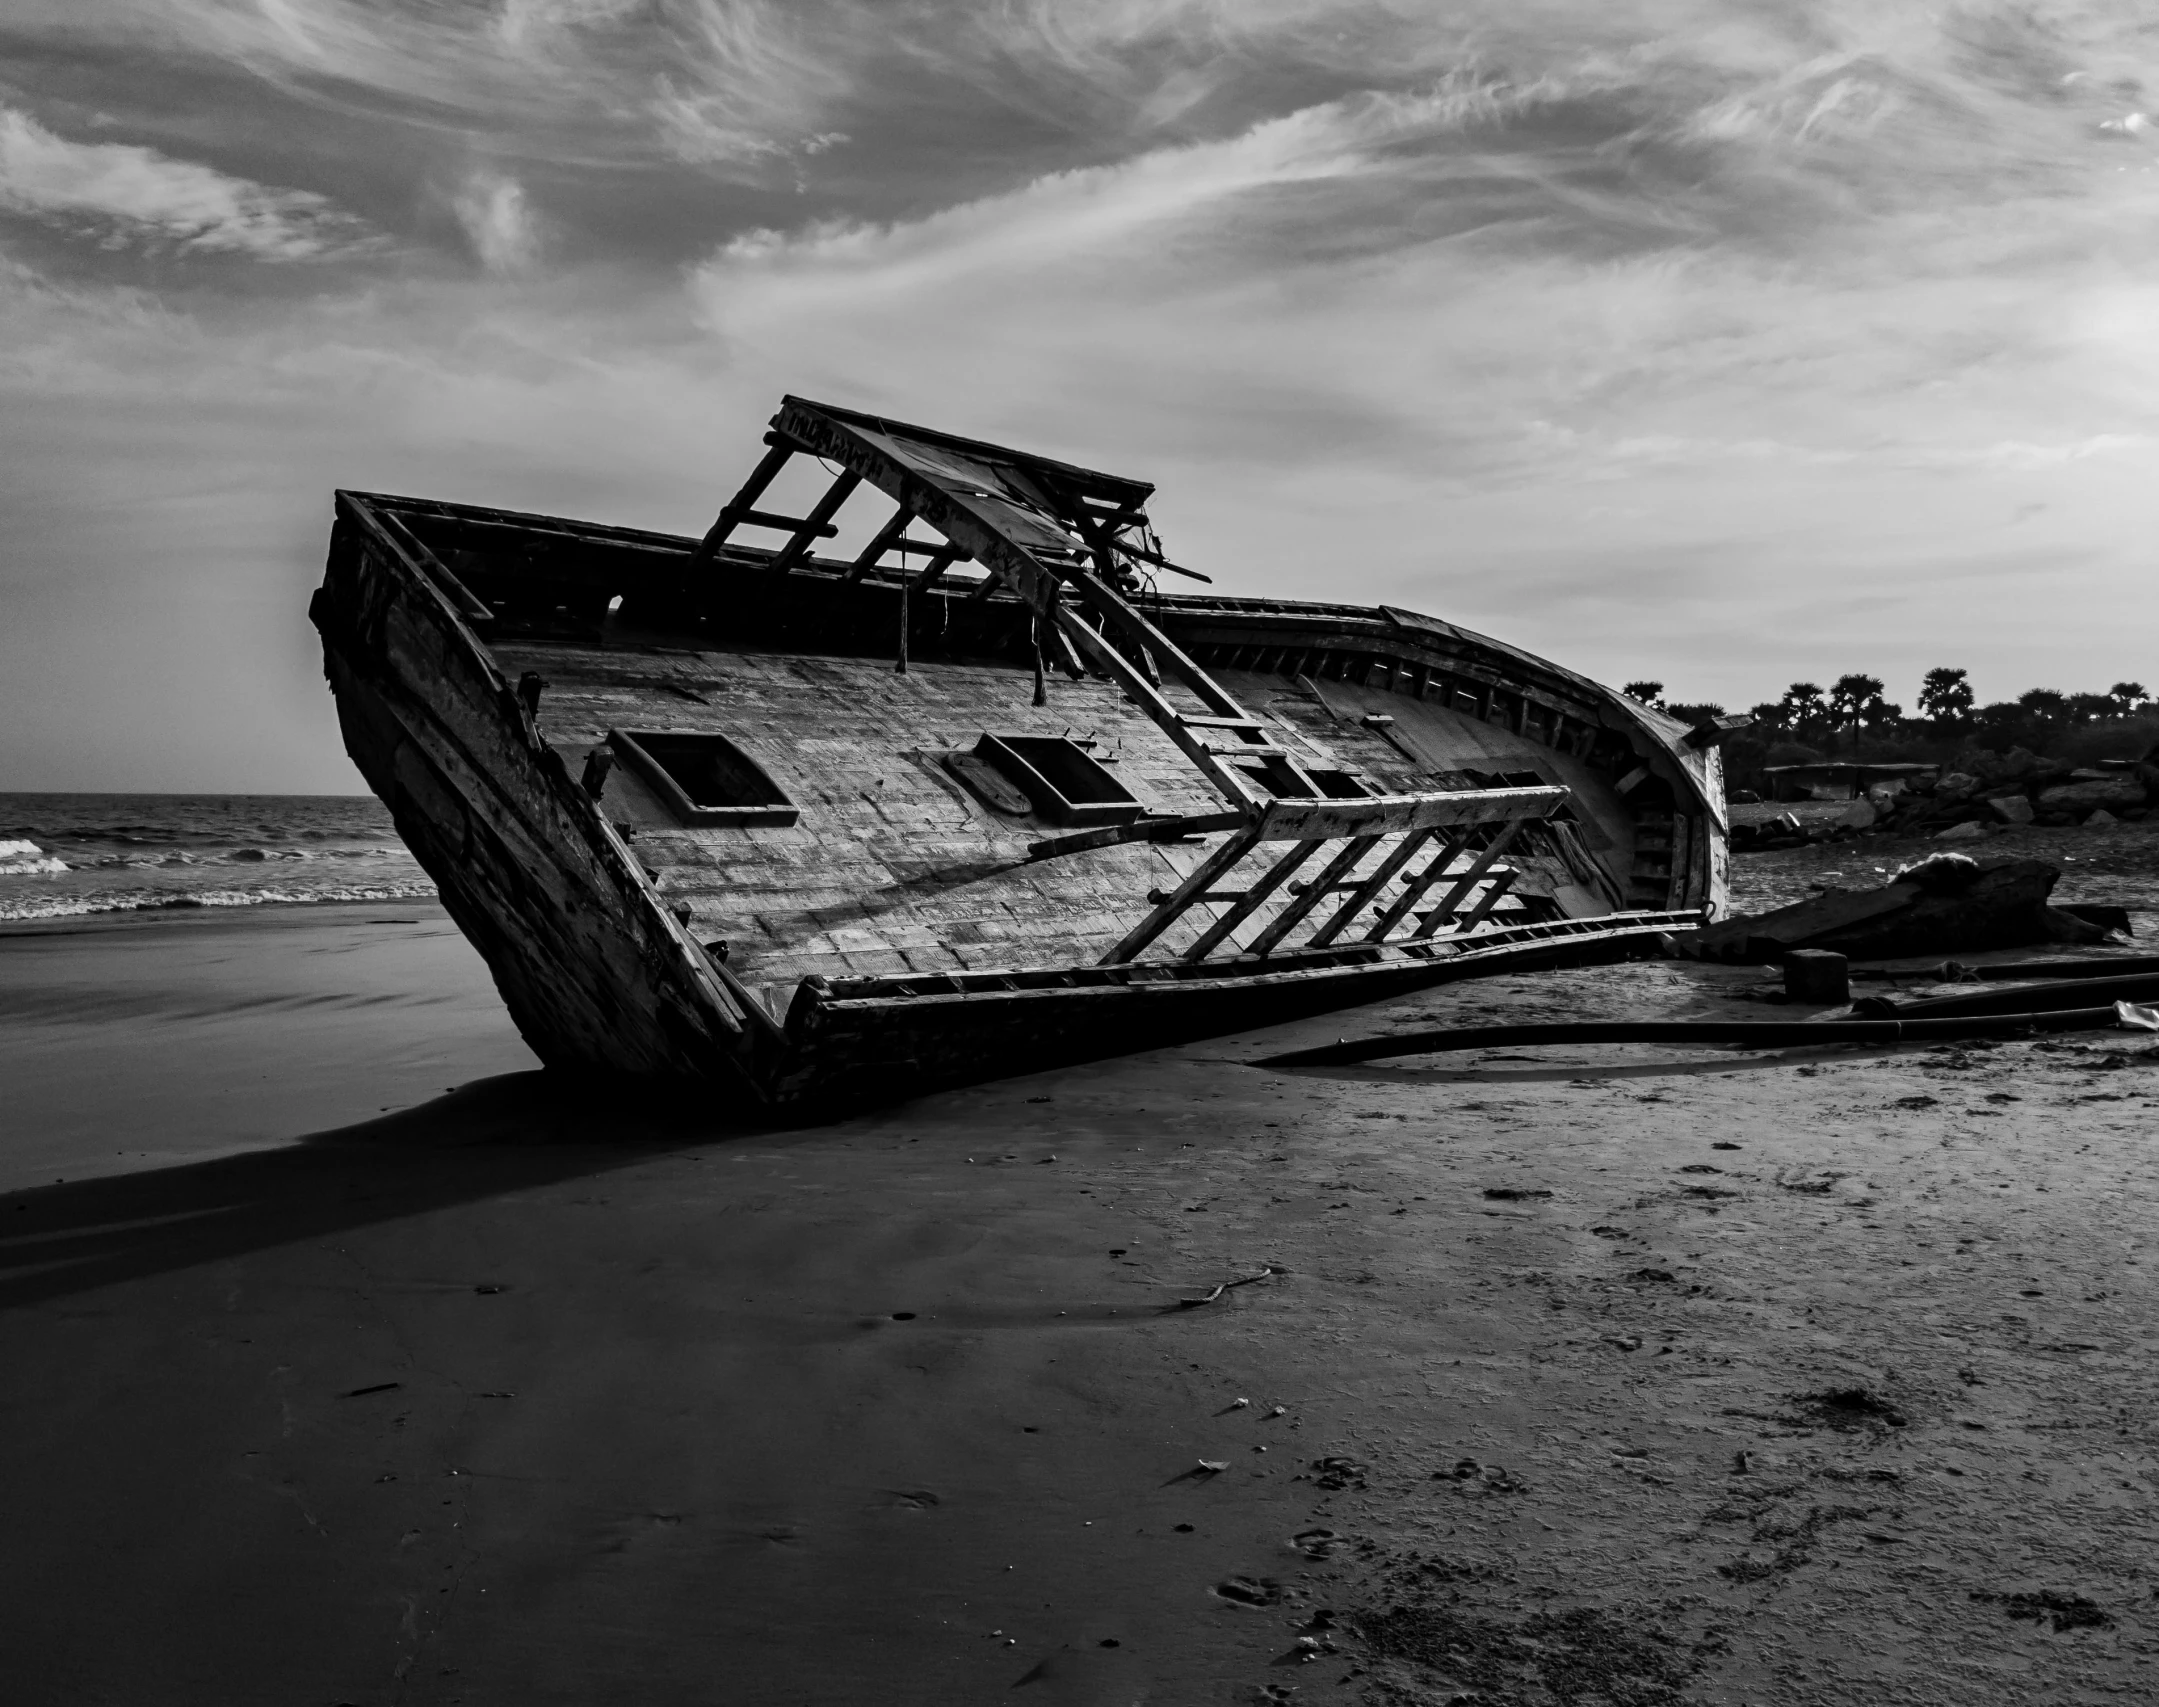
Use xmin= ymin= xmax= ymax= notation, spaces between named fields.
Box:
xmin=0 ymin=1071 xmax=772 ymax=1311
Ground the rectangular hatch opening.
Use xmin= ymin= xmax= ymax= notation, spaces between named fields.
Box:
xmin=610 ymin=729 xmax=799 ymax=827
xmin=971 ymin=733 xmax=1142 ymax=827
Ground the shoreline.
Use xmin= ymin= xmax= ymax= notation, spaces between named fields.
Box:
xmin=0 ymin=902 xmax=532 ymax=1193
xmin=0 ymin=891 xmax=442 ymax=939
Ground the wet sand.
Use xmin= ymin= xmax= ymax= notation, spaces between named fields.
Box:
xmin=4 ymin=888 xmax=2159 ymax=1705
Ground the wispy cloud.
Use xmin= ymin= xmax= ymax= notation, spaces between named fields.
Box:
xmin=0 ymin=104 xmax=373 ymax=259
xmin=152 ymin=0 xmax=856 ymax=173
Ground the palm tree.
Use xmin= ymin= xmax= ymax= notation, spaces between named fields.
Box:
xmin=1917 ymin=667 xmax=1973 ymax=733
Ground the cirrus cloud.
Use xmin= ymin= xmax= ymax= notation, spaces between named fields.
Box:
xmin=0 ymin=104 xmax=374 ymax=259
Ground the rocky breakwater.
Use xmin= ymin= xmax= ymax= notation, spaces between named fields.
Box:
xmin=1737 ymin=746 xmax=2158 ymax=851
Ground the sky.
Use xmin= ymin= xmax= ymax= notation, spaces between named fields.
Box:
xmin=2 ymin=1 xmax=2156 ymax=792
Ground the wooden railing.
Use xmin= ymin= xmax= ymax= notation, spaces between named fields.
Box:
xmin=1099 ymin=786 xmax=1568 ymax=966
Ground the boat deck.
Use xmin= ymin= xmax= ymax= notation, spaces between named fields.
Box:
xmin=492 ymin=635 xmax=1613 ymax=1022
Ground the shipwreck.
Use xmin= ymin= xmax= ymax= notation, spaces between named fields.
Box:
xmin=311 ymin=397 xmax=1735 ymax=1106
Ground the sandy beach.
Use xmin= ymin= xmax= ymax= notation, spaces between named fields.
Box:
xmin=6 ymin=844 xmax=2159 ymax=1705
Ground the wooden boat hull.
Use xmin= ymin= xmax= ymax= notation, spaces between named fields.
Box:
xmin=312 ymin=400 xmax=1730 ymax=1109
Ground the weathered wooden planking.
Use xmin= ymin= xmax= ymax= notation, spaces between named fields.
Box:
xmin=315 ymin=502 xmax=759 ymax=1081
xmin=771 ymin=914 xmax=1698 ymax=1105
xmin=1251 ymin=786 xmax=1565 ymax=841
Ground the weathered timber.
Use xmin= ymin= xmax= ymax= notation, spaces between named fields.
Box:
xmin=312 ymin=396 xmax=1730 ymax=1108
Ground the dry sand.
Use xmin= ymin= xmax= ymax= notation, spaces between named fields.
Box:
xmin=5 ymin=836 xmax=2159 ymax=1706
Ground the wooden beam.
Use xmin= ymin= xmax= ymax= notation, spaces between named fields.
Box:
xmin=1100 ymin=824 xmax=1268 ymax=964
xmin=1253 ymin=786 xmax=1565 ymax=843
xmin=1112 ymin=537 xmax=1212 ymax=583
xmin=1301 ymin=827 xmax=1436 ymax=948
xmin=1244 ymin=834 xmax=1382 ymax=957
xmin=728 ymin=509 xmax=841 ymax=539
xmin=1027 ymin=810 xmax=1247 ymax=863
xmin=1178 ymin=839 xmax=1323 ymax=962
xmin=768 ymin=470 xmax=862 ymax=574
xmin=1685 ymin=713 xmax=1755 ymax=750
xmin=689 ymin=440 xmax=793 ymax=571
xmin=1047 ymin=616 xmax=1087 ymax=681
xmin=911 ymin=540 xmax=971 ymax=590
xmin=364 ymin=505 xmax=495 ymax=624
xmin=1066 ymin=563 xmax=1245 ymax=719
xmin=1362 ymin=829 xmax=1476 ymax=942
xmin=1411 ymin=820 xmax=1529 ymax=939
xmin=1053 ymin=606 xmax=1266 ymax=809
xmin=1450 ymin=867 xmax=1519 ymax=935
xmin=845 ymin=504 xmax=917 ymax=582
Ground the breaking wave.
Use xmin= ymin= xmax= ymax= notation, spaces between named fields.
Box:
xmin=0 ymin=793 xmax=435 ymax=923
xmin=0 ymin=838 xmax=68 ymax=877
xmin=0 ymin=881 xmax=439 ymax=923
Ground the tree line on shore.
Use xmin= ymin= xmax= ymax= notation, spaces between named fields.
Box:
xmin=1619 ymin=670 xmax=2157 ymax=793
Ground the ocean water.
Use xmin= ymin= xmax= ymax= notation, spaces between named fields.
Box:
xmin=0 ymin=793 xmax=433 ymax=922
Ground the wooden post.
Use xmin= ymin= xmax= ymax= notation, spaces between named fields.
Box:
xmin=896 ymin=578 xmax=909 ymax=675
xmin=580 ymin=745 xmax=615 ymax=799
xmin=1032 ymin=618 xmax=1048 ymax=706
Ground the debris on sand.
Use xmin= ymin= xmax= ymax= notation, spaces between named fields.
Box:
xmin=1971 ymin=1590 xmax=2114 ymax=1632
xmin=1790 ymin=1387 xmax=1909 ymax=1430
xmin=1177 ymin=1267 xmax=1281 ymax=1308
xmin=1685 ymin=854 xmax=2118 ymax=963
